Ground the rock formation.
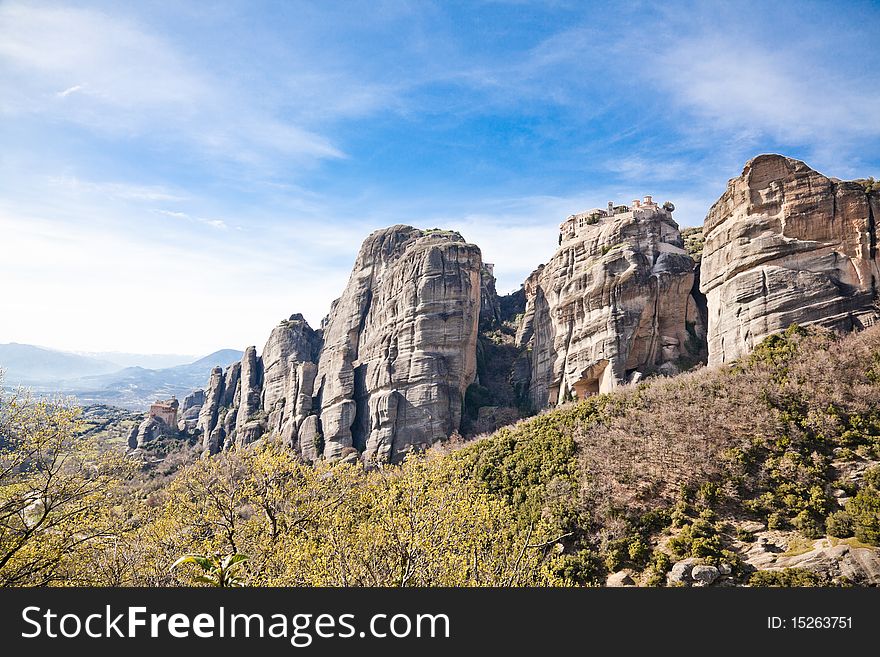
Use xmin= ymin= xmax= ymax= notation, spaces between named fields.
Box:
xmin=192 ymin=225 xmax=482 ymax=463
xmin=197 ymin=366 xmax=225 ymax=453
xmin=177 ymin=390 xmax=204 ymax=431
xmin=186 ymin=159 xmax=880 ymax=458
xmin=127 ymin=415 xmax=176 ymax=450
xmin=700 ymin=154 xmax=880 ymax=364
xmin=261 ymin=314 xmax=321 ymax=437
xmin=515 ymin=198 xmax=705 ymax=409
xmin=313 ymin=226 xmax=481 ymax=462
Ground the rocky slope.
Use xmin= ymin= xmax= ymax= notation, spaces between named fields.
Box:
xmin=192 ymin=226 xmax=482 ymax=463
xmin=700 ymin=154 xmax=880 ymax=364
xmin=514 ymin=201 xmax=706 ymax=409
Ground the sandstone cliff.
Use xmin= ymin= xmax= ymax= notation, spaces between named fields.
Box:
xmin=194 ymin=225 xmax=482 ymax=463
xmin=314 ymin=226 xmax=481 ymax=462
xmin=700 ymin=154 xmax=880 ymax=364
xmin=515 ymin=200 xmax=705 ymax=409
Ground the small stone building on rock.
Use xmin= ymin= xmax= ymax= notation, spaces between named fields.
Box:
xmin=149 ymin=398 xmax=179 ymax=427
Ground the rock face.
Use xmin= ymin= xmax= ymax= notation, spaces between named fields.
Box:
xmin=193 ymin=225 xmax=482 ymax=463
xmin=516 ymin=199 xmax=705 ymax=409
xmin=177 ymin=390 xmax=204 ymax=431
xmin=479 ymin=264 xmax=502 ymax=329
xmin=314 ymin=226 xmax=481 ymax=462
xmin=743 ymin=535 xmax=880 ymax=586
xmin=700 ymin=154 xmax=880 ymax=364
xmin=128 ymin=416 xmax=175 ymax=450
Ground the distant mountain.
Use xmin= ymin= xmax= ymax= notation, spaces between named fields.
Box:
xmin=188 ymin=349 xmax=246 ymax=370
xmin=0 ymin=343 xmax=119 ymax=382
xmin=1 ymin=344 xmax=243 ymax=411
xmin=74 ymin=351 xmax=197 ymax=370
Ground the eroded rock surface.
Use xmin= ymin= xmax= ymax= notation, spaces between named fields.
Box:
xmin=193 ymin=225 xmax=482 ymax=463
xmin=700 ymin=154 xmax=880 ymax=364
xmin=516 ymin=199 xmax=705 ymax=409
xmin=314 ymin=226 xmax=481 ymax=462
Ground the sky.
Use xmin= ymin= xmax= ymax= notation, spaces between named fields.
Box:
xmin=1 ymin=0 xmax=879 ymax=356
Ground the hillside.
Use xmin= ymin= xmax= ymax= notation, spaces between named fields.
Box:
xmin=454 ymin=323 xmax=880 ymax=586
xmin=4 ymin=322 xmax=877 ymax=587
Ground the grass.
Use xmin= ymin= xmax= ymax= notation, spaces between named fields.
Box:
xmin=781 ymin=536 xmax=817 ymax=557
xmin=829 ymin=536 xmax=875 ymax=550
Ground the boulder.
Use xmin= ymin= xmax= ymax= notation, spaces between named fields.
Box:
xmin=667 ymin=558 xmax=698 ymax=586
xmin=129 ymin=416 xmax=174 ymax=450
xmin=691 ymin=564 xmax=720 ymax=586
xmin=606 ymin=571 xmax=636 ymax=587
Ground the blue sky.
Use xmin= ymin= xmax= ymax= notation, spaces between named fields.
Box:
xmin=1 ymin=0 xmax=879 ymax=355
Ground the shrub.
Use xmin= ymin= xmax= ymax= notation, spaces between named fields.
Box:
xmin=825 ymin=511 xmax=854 ymax=538
xmin=668 ymin=518 xmax=723 ymax=560
xmin=747 ymin=324 xmax=809 ymax=370
xmin=767 ymin=512 xmax=787 ymax=531
xmin=864 ymin=465 xmax=880 ymax=490
xmin=848 ymin=487 xmax=880 ymax=545
xmin=644 ymin=551 xmax=672 ymax=587
xmin=543 ymin=550 xmax=604 ymax=586
xmin=749 ymin=568 xmax=829 ymax=587
xmin=793 ymin=510 xmax=825 ymax=539
xmin=735 ymin=527 xmax=756 ymax=542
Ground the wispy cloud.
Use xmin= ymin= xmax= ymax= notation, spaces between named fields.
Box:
xmin=48 ymin=176 xmax=186 ymax=202
xmin=56 ymin=84 xmax=84 ymax=98
xmin=657 ymin=37 xmax=880 ymax=146
xmin=0 ymin=3 xmax=346 ymax=167
xmin=155 ymin=209 xmax=227 ymax=230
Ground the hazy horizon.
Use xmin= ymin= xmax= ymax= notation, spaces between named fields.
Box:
xmin=2 ymin=1 xmax=879 ymax=354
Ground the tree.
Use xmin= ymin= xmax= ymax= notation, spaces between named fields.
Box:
xmin=171 ymin=553 xmax=249 ymax=587
xmin=0 ymin=381 xmax=127 ymax=586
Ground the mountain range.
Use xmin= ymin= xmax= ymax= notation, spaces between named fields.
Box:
xmin=0 ymin=344 xmax=242 ymax=410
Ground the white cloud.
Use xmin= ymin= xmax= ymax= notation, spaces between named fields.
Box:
xmin=0 ymin=201 xmax=346 ymax=354
xmin=155 ymin=209 xmax=227 ymax=230
xmin=0 ymin=2 xmax=345 ymax=165
xmin=48 ymin=176 xmax=187 ymax=202
xmin=656 ymin=35 xmax=880 ymax=157
xmin=56 ymin=84 xmax=84 ymax=98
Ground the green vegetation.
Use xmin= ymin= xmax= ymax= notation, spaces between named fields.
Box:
xmin=749 ymin=568 xmax=831 ymax=587
xmin=847 ymin=467 xmax=880 ymax=544
xmin=171 ymin=553 xmax=249 ymax=587
xmin=600 ymin=242 xmax=625 ymax=256
xmin=854 ymin=177 xmax=880 ymax=194
xmin=1 ymin=322 xmax=879 ymax=587
xmin=423 ymin=228 xmax=464 ymax=240
xmin=681 ymin=226 xmax=705 ymax=262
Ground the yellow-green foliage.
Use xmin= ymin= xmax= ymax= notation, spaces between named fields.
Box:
xmin=3 ymin=323 xmax=880 ymax=587
xmin=0 ymin=387 xmax=129 ymax=586
xmin=71 ymin=443 xmax=563 ymax=587
xmin=847 ymin=466 xmax=880 ymax=545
